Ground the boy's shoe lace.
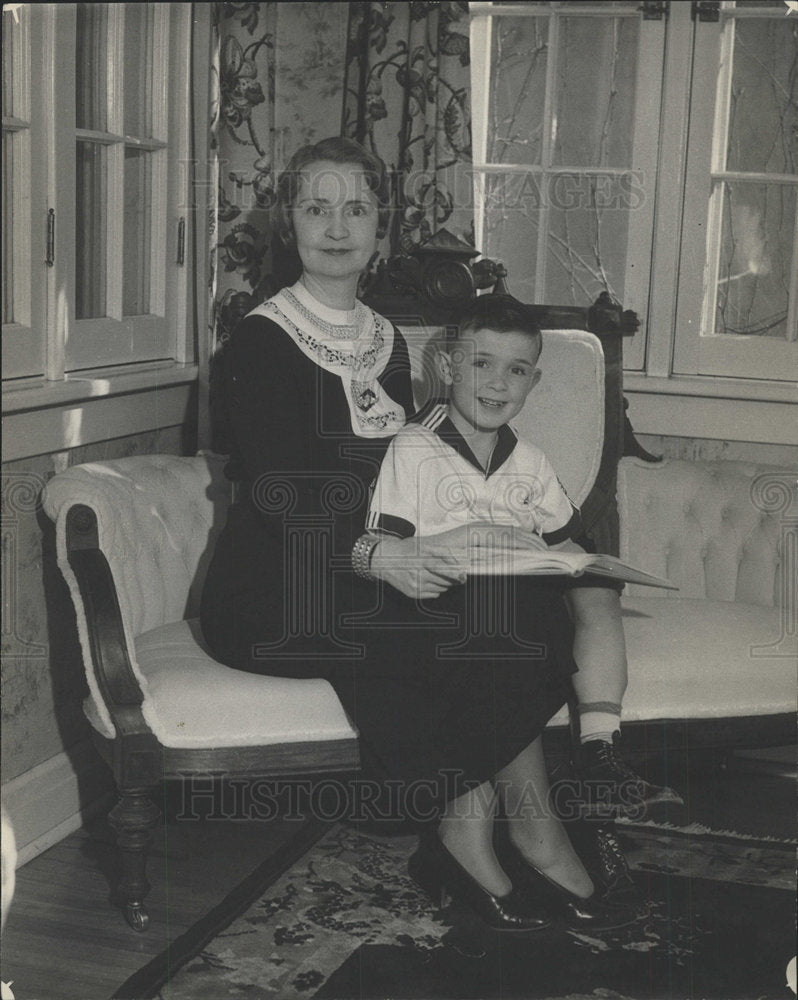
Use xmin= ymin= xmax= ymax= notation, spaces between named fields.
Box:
xmin=577 ymin=733 xmax=684 ymax=819
xmin=594 ymin=826 xmax=636 ymax=894
xmin=570 ymin=821 xmax=646 ymax=912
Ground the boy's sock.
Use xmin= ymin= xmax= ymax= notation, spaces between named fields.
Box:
xmin=578 ymin=702 xmax=621 ymax=745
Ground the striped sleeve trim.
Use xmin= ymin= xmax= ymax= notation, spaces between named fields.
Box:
xmin=542 ymin=506 xmax=582 ymax=546
xmin=419 ymin=402 xmax=448 ymax=431
xmin=366 ymin=511 xmax=416 ymax=538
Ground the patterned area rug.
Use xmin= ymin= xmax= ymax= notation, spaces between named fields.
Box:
xmin=125 ymin=821 xmax=796 ymax=1000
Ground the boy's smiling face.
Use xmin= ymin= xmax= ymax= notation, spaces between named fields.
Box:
xmin=439 ymin=326 xmax=542 ymax=436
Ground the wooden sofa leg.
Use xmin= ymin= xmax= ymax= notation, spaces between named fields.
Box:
xmin=108 ymin=787 xmax=160 ymax=931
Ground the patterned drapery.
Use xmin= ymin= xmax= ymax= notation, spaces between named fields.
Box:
xmin=343 ymin=1 xmax=473 ymax=255
xmin=211 ymin=3 xmax=351 ymax=347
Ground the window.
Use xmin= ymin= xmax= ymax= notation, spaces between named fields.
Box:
xmin=470 ymin=1 xmax=665 ymax=371
xmin=470 ymin=0 xmax=798 ymax=386
xmin=674 ymin=1 xmax=797 ymax=381
xmin=1 ymin=3 xmax=193 ymax=385
xmin=2 ymin=3 xmax=45 ymax=378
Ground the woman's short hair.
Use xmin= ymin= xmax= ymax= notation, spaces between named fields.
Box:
xmin=276 ymin=137 xmax=391 ymax=245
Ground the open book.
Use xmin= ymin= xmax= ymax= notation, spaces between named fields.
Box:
xmin=467 ymin=549 xmax=677 ymax=590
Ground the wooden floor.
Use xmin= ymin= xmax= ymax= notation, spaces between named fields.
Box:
xmin=1 ymin=784 xmax=313 ymax=1000
xmin=2 ymin=749 xmax=795 ymax=1000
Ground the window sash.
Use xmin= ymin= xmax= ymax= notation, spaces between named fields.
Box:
xmin=1 ymin=3 xmax=190 ymax=385
xmin=2 ymin=4 xmax=46 ymax=380
xmin=64 ymin=3 xmax=171 ymax=372
xmin=470 ymin=2 xmax=665 ymax=371
xmin=673 ymin=3 xmax=798 ymax=380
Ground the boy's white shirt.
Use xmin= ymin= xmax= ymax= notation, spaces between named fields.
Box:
xmin=367 ymin=408 xmax=576 ymax=541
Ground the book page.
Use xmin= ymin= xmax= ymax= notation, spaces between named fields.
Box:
xmin=468 ymin=549 xmax=677 ymax=590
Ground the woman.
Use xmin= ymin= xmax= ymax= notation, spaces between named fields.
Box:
xmin=201 ymin=137 xmax=634 ymax=932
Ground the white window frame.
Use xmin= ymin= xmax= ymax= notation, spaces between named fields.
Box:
xmin=2 ymin=4 xmax=46 ymax=378
xmin=2 ymin=3 xmax=197 ymax=445
xmin=469 ymin=1 xmax=666 ymax=371
xmin=673 ymin=1 xmax=798 ymax=382
xmin=470 ymin=1 xmax=797 ymax=445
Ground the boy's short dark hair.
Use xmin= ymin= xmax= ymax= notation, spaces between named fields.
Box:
xmin=276 ymin=136 xmax=391 ymax=245
xmin=452 ymin=294 xmax=542 ymax=356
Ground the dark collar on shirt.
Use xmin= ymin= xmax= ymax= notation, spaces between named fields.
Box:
xmin=434 ymin=413 xmax=518 ymax=477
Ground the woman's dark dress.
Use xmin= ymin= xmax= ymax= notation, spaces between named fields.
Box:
xmin=200 ymin=314 xmax=576 ymax=814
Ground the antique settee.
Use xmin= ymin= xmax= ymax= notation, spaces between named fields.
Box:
xmin=42 ymin=316 xmax=796 ymax=929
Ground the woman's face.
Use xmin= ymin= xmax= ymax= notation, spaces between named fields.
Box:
xmin=291 ymin=160 xmax=380 ymax=284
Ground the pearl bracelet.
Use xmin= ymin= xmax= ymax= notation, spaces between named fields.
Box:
xmin=352 ymin=533 xmax=382 ymax=581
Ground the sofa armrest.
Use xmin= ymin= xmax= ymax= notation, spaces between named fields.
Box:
xmin=59 ymin=504 xmax=159 ymax=772
xmin=617 ymin=458 xmax=795 ymax=606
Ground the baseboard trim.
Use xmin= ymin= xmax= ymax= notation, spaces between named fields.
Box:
xmin=1 ymin=739 xmax=115 ymax=867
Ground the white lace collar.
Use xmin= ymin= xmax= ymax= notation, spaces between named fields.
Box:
xmin=246 ymin=282 xmax=407 ymax=438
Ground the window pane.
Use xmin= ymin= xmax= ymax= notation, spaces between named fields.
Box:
xmin=487 ymin=16 xmax=549 ymax=165
xmin=480 ymin=170 xmax=640 ymax=305
xmin=480 ymin=172 xmax=542 ymax=302
xmin=75 ymin=140 xmax=107 ymax=320
xmin=545 ymin=172 xmax=634 ymax=303
xmin=2 ymin=131 xmax=13 ymax=324
xmin=123 ymin=4 xmax=154 ymax=138
xmin=76 ymin=3 xmax=108 ymax=131
xmin=553 ymin=16 xmax=639 ymax=168
xmin=123 ymin=148 xmax=151 ymax=316
xmin=725 ymin=18 xmax=797 ymax=175
xmin=714 ymin=182 xmax=795 ymax=339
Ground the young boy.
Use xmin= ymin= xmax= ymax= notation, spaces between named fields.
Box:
xmin=367 ymin=293 xmax=682 ymax=818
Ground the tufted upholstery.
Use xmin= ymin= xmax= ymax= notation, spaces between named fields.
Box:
xmin=517 ymin=329 xmax=604 ymax=508
xmin=43 ymin=453 xmax=358 ymax=748
xmin=43 ymin=329 xmax=605 ymax=751
xmin=617 ymin=458 xmax=791 ymax=605
xmin=44 ymin=454 xmax=232 ymax=634
xmin=43 ymin=422 xmax=796 ymax=752
xmin=132 ymin=621 xmax=355 ymax=748
xmin=547 ymin=457 xmax=797 ymax=730
xmin=547 ymin=598 xmax=791 ymax=727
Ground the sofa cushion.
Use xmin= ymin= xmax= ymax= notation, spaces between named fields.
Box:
xmin=83 ymin=619 xmax=358 ymax=748
xmin=547 ymin=597 xmax=796 ymax=727
xmin=83 ymin=600 xmax=795 ymax=747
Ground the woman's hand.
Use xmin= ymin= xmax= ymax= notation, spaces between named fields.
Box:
xmin=369 ymin=523 xmax=549 ymax=600
xmin=370 ymin=536 xmax=465 ymax=600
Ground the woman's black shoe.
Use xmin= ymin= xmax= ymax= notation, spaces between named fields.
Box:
xmin=408 ymin=833 xmax=552 ymax=933
xmin=497 ymin=834 xmax=640 ymax=930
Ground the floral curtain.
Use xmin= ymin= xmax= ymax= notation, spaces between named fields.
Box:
xmin=211 ymin=3 xmax=351 ymax=346
xmin=343 ymin=1 xmax=473 ymax=255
